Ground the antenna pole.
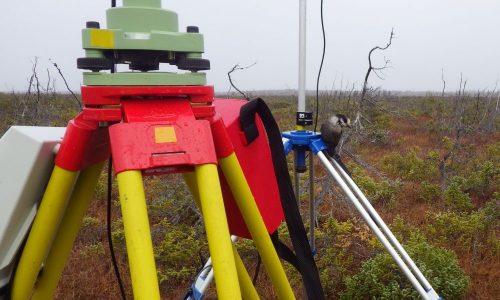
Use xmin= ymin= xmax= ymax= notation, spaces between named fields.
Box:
xmin=298 ymin=0 xmax=307 ymax=114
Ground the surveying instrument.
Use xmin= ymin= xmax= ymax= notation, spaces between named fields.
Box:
xmin=2 ymin=0 xmax=297 ymax=299
xmin=0 ymin=0 xmax=444 ymax=299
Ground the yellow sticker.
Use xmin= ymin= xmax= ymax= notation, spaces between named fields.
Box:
xmin=154 ymin=127 xmax=177 ymax=144
xmin=90 ymin=29 xmax=115 ymax=48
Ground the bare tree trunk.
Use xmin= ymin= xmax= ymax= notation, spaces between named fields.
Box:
xmin=441 ymin=68 xmax=446 ymax=99
xmin=355 ymin=28 xmax=395 ymax=130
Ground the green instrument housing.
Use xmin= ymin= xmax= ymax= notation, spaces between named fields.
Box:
xmin=78 ymin=0 xmax=208 ymax=86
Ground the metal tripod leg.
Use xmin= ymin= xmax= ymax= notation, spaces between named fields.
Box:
xmin=194 ymin=164 xmax=242 ymax=300
xmin=116 ymin=170 xmax=161 ymax=299
xmin=31 ymin=162 xmax=104 ymax=299
xmin=12 ymin=166 xmax=79 ymax=300
xmin=317 ymin=151 xmax=439 ymax=300
xmin=294 ymin=151 xmax=300 ymax=203
xmin=327 ymin=156 xmax=440 ymax=299
xmin=309 ymin=152 xmax=315 ymax=252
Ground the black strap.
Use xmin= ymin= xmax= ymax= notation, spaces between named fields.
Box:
xmin=240 ymin=98 xmax=325 ymax=300
xmin=270 ymin=231 xmax=300 ymax=271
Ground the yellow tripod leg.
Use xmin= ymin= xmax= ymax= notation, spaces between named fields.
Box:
xmin=12 ymin=166 xmax=79 ymax=300
xmin=31 ymin=162 xmax=104 ymax=300
xmin=116 ymin=170 xmax=160 ymax=300
xmin=185 ymin=172 xmax=258 ymax=299
xmin=195 ymin=164 xmax=242 ymax=300
xmin=183 ymin=171 xmax=200 ymax=207
xmin=219 ymin=153 xmax=295 ymax=300
xmin=232 ymin=243 xmax=260 ymax=300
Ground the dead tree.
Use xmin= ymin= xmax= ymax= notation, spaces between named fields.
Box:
xmin=12 ymin=57 xmax=78 ymax=127
xmin=227 ymin=62 xmax=256 ymax=100
xmin=354 ymin=28 xmax=395 ymax=130
xmin=438 ymin=74 xmax=467 ymax=190
xmin=441 ymin=68 xmax=446 ymax=99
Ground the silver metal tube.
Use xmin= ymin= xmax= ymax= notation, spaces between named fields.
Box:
xmin=196 ymin=258 xmax=214 ymax=297
xmin=317 ymin=152 xmax=429 ymax=299
xmin=294 ymin=152 xmax=300 ymax=200
xmin=298 ymin=0 xmax=307 ymax=112
xmin=309 ymin=152 xmax=315 ymax=250
xmin=329 ymin=157 xmax=435 ymax=292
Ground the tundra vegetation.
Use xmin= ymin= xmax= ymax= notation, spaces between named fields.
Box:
xmin=0 ymin=71 xmax=498 ymax=299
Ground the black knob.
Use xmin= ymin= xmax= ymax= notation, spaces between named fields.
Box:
xmin=77 ymin=57 xmax=113 ymax=71
xmin=187 ymin=26 xmax=199 ymax=33
xmin=86 ymin=21 xmax=100 ymax=29
xmin=176 ymin=56 xmax=210 ymax=72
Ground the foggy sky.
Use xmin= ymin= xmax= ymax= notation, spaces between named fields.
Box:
xmin=1 ymin=0 xmax=499 ymax=94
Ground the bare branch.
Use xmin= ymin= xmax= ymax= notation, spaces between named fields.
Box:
xmin=441 ymin=68 xmax=446 ymax=99
xmin=361 ymin=28 xmax=395 ymax=102
xmin=32 ymin=57 xmax=41 ymax=121
xmin=355 ymin=28 xmax=395 ymax=131
xmin=227 ymin=62 xmax=256 ymax=100
xmin=49 ymin=58 xmax=82 ymax=109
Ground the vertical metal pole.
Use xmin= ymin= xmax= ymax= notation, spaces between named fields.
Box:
xmin=298 ymin=0 xmax=307 ymax=113
xmin=309 ymin=152 xmax=315 ymax=251
xmin=294 ymin=151 xmax=300 ymax=201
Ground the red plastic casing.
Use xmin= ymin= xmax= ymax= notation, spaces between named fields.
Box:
xmin=214 ymin=99 xmax=284 ymax=239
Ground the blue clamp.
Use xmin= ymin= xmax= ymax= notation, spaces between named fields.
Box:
xmin=282 ymin=130 xmax=327 ymax=156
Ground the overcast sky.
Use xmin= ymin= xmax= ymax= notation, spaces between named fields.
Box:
xmin=1 ymin=0 xmax=499 ymax=93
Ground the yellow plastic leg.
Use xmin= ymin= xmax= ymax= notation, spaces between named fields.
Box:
xmin=31 ymin=162 xmax=104 ymax=300
xmin=219 ymin=153 xmax=295 ymax=300
xmin=12 ymin=166 xmax=79 ymax=300
xmin=182 ymin=171 xmax=201 ymax=208
xmin=117 ymin=170 xmax=160 ymax=300
xmin=232 ymin=243 xmax=260 ymax=300
xmin=186 ymin=172 xmax=257 ymax=299
xmin=195 ymin=164 xmax=242 ymax=300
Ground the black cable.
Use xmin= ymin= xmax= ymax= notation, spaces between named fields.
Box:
xmin=252 ymin=254 xmax=261 ymax=285
xmin=107 ymin=159 xmax=127 ymax=300
xmin=314 ymin=0 xmax=326 ymax=133
xmin=111 ymin=0 xmax=116 ymax=8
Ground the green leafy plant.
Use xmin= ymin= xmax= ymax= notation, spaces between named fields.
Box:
xmin=381 ymin=148 xmax=438 ymax=181
xmin=350 ymin=165 xmax=402 ymax=205
xmin=417 ymin=181 xmax=441 ymax=203
xmin=341 ymin=232 xmax=469 ymax=299
xmin=444 ymin=176 xmax=474 ymax=211
xmin=154 ymin=221 xmax=207 ymax=286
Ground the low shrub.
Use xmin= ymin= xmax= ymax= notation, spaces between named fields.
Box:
xmin=341 ymin=232 xmax=469 ymax=299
